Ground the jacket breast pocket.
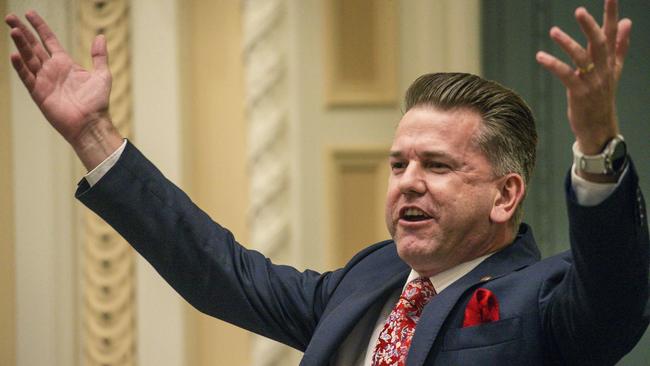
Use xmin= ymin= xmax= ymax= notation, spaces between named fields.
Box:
xmin=441 ymin=316 xmax=522 ymax=351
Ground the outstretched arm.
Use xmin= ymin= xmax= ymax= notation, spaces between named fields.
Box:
xmin=536 ymin=1 xmax=649 ymax=363
xmin=536 ymin=0 xmax=630 ymax=183
xmin=5 ymin=10 xmax=122 ymax=170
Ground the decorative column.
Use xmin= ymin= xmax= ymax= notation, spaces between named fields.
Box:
xmin=77 ymin=1 xmax=136 ymax=365
xmin=242 ymin=0 xmax=296 ymax=364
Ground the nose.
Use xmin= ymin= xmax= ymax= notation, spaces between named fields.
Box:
xmin=398 ymin=162 xmax=426 ymax=195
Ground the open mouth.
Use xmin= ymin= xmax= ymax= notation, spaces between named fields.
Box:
xmin=400 ymin=207 xmax=432 ymax=222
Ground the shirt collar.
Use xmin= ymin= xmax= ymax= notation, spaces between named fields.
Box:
xmin=404 ymin=252 xmax=494 ymax=293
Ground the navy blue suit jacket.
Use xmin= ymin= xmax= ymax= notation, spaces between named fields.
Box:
xmin=76 ymin=142 xmax=649 ymax=365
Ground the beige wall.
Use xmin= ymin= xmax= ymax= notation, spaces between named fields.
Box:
xmin=2 ymin=1 xmax=481 ymax=365
xmin=8 ymin=1 xmax=78 ymax=365
xmin=180 ymin=1 xmax=251 ymax=365
xmin=1 ymin=0 xmax=17 ymax=364
xmin=130 ymin=1 xmax=185 ymax=365
xmin=291 ymin=0 xmax=480 ymax=273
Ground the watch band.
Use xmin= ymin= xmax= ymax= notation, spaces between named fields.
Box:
xmin=572 ymin=135 xmax=627 ymax=175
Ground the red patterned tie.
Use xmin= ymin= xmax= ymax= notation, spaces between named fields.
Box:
xmin=372 ymin=277 xmax=436 ymax=366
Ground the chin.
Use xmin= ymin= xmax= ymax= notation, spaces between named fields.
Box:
xmin=396 ymin=238 xmax=440 ymax=269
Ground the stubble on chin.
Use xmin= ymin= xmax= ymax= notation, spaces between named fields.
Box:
xmin=395 ymin=234 xmax=442 ymax=273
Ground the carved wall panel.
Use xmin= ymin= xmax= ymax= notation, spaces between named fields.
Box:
xmin=242 ymin=0 xmax=297 ymax=364
xmin=328 ymin=148 xmax=390 ymax=268
xmin=324 ymin=0 xmax=398 ymax=106
xmin=76 ymin=0 xmax=136 ymax=365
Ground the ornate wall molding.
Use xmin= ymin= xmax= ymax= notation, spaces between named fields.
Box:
xmin=77 ymin=1 xmax=136 ymax=365
xmin=327 ymin=147 xmax=389 ymax=268
xmin=242 ymin=0 xmax=295 ymax=364
xmin=324 ymin=0 xmax=398 ymax=106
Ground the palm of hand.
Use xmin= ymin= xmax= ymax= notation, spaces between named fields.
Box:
xmin=33 ymin=53 xmax=111 ymax=144
xmin=7 ymin=11 xmax=122 ymax=170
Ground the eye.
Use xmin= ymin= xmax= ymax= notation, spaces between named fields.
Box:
xmin=390 ymin=161 xmax=406 ymax=172
xmin=424 ymin=161 xmax=451 ymax=172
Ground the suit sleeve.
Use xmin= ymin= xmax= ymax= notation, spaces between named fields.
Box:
xmin=76 ymin=141 xmax=341 ymax=351
xmin=540 ymin=160 xmax=650 ymax=365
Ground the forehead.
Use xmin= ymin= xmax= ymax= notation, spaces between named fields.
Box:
xmin=392 ymin=106 xmax=483 ymax=150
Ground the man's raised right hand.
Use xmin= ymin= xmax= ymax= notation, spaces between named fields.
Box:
xmin=6 ymin=10 xmax=123 ymax=171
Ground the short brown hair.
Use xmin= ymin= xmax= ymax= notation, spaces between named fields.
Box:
xmin=404 ymin=72 xmax=537 ymax=226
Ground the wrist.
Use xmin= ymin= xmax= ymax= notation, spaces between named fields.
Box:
xmin=574 ymin=119 xmax=619 ymax=155
xmin=575 ymin=133 xmax=617 ymax=155
xmin=71 ymin=113 xmax=124 ymax=171
xmin=572 ymin=135 xmax=627 ymax=183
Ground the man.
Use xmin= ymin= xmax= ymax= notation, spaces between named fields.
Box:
xmin=6 ymin=0 xmax=648 ymax=364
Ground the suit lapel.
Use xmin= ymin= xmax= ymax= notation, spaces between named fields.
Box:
xmin=405 ymin=266 xmax=492 ymax=366
xmin=406 ymin=225 xmax=540 ymax=366
xmin=303 ymin=263 xmax=410 ymax=365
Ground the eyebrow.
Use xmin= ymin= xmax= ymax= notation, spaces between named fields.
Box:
xmin=389 ymin=150 xmax=455 ymax=160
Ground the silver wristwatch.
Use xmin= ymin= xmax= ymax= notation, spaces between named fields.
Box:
xmin=572 ymin=135 xmax=627 ymax=175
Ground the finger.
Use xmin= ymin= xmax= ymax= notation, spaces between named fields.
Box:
xmin=575 ymin=7 xmax=608 ymax=68
xmin=549 ymin=26 xmax=590 ymax=68
xmin=614 ymin=19 xmax=632 ymax=80
xmin=5 ymin=13 xmax=50 ymax=62
xmin=4 ymin=13 xmax=20 ymax=27
xmin=536 ymin=51 xmax=579 ymax=89
xmin=615 ymin=19 xmax=632 ymax=65
xmin=9 ymin=28 xmax=42 ymax=75
xmin=602 ymin=0 xmax=619 ymax=60
xmin=91 ymin=34 xmax=109 ymax=72
xmin=10 ymin=52 xmax=36 ymax=91
xmin=24 ymin=10 xmax=65 ymax=55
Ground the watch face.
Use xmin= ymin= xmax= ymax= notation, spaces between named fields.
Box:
xmin=611 ymin=139 xmax=627 ymax=172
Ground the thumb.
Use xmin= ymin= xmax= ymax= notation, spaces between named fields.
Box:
xmin=91 ymin=34 xmax=109 ymax=71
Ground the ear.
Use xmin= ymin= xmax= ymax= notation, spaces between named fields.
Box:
xmin=490 ymin=173 xmax=525 ymax=224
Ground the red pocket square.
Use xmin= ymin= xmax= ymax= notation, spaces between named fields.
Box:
xmin=463 ymin=288 xmax=500 ymax=327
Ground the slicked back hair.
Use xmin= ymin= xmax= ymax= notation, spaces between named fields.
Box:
xmin=404 ymin=72 xmax=537 ymax=227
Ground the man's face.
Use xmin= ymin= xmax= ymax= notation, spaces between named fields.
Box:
xmin=385 ymin=106 xmax=503 ymax=276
